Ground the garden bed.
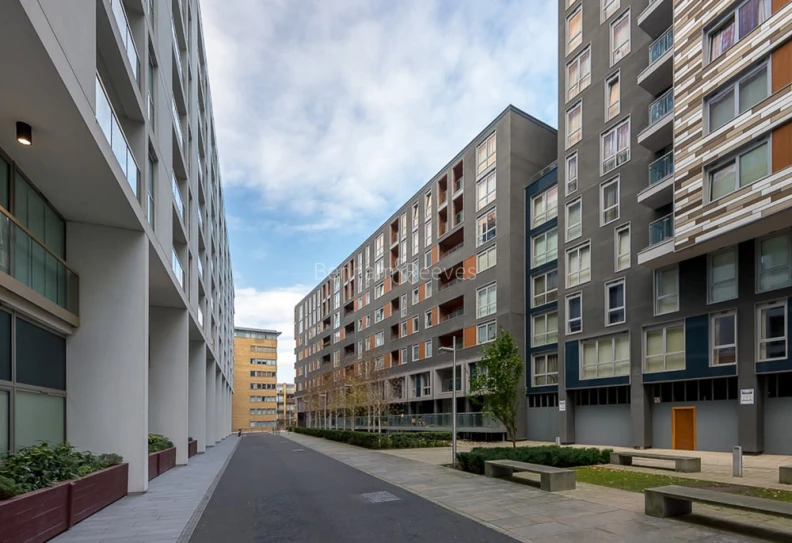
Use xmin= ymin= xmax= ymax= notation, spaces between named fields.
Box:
xmin=293 ymin=427 xmax=451 ymax=449
xmin=148 ymin=447 xmax=177 ymax=481
xmin=188 ymin=439 xmax=198 ymax=458
xmin=456 ymin=445 xmax=612 ymax=475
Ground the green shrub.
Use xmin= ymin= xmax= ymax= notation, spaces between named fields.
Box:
xmin=97 ymin=453 xmax=123 ymax=469
xmin=148 ymin=434 xmax=174 ymax=453
xmin=456 ymin=445 xmax=612 ymax=475
xmin=292 ymin=427 xmax=451 ymax=449
xmin=0 ymin=475 xmax=20 ymax=500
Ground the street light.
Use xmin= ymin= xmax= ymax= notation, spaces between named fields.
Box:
xmin=319 ymin=392 xmax=328 ymax=429
xmin=439 ymin=336 xmax=457 ymax=467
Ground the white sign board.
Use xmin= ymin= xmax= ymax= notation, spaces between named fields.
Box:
xmin=740 ymin=389 xmax=754 ymax=405
xmin=559 ymin=400 xmax=566 ymax=412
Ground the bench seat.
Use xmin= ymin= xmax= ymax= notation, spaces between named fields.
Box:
xmin=780 ymin=465 xmax=792 ymax=485
xmin=611 ymin=451 xmax=701 ymax=473
xmin=645 ymin=485 xmax=792 ymax=519
xmin=484 ymin=460 xmax=575 ymax=492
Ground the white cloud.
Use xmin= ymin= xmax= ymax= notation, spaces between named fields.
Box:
xmin=202 ymin=0 xmax=557 ymax=233
xmin=234 ymin=285 xmax=310 ymax=383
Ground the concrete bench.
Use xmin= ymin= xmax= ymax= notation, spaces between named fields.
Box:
xmin=645 ymin=485 xmax=792 ymax=520
xmin=611 ymin=451 xmax=701 ymax=473
xmin=780 ymin=465 xmax=792 ymax=485
xmin=484 ymin=459 xmax=575 ymax=492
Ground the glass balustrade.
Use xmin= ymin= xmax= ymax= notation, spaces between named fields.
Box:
xmin=172 ymin=174 xmax=184 ymax=220
xmin=171 ymin=97 xmax=183 ymax=150
xmin=649 ymin=27 xmax=673 ymax=65
xmin=649 ymin=89 xmax=674 ymax=125
xmin=649 ymin=214 xmax=674 ymax=245
xmin=649 ymin=152 xmax=674 ymax=185
xmin=110 ymin=0 xmax=139 ymax=80
xmin=172 ymin=249 xmax=184 ymax=288
xmin=95 ymin=76 xmax=139 ymax=196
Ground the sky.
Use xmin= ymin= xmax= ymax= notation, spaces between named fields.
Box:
xmin=201 ymin=0 xmax=558 ymax=383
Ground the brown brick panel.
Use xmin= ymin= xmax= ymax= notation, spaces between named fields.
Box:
xmin=188 ymin=439 xmax=198 ymax=458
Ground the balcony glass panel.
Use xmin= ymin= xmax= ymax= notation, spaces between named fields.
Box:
xmin=110 ymin=0 xmax=139 ymax=80
xmin=649 ymin=214 xmax=674 ymax=245
xmin=95 ymin=76 xmax=139 ymax=196
xmin=649 ymin=152 xmax=674 ymax=184
xmin=649 ymin=27 xmax=673 ymax=64
xmin=172 ymin=249 xmax=184 ymax=288
xmin=441 ymin=377 xmax=462 ymax=393
xmin=172 ymin=174 xmax=184 ymax=220
xmin=649 ymin=89 xmax=673 ymax=125
xmin=171 ymin=97 xmax=183 ymax=150
xmin=171 ymin=19 xmax=183 ymax=83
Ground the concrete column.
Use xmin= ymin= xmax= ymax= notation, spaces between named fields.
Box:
xmin=189 ymin=341 xmax=207 ymax=453
xmin=631 ymin=382 xmax=653 ymax=449
xmin=66 ymin=225 xmax=149 ymax=492
xmin=205 ymin=361 xmax=216 ymax=446
xmin=215 ymin=370 xmax=222 ymax=442
xmin=149 ymin=307 xmax=189 ymax=465
xmin=558 ymin=344 xmax=575 ymax=444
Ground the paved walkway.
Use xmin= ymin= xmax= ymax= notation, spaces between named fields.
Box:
xmin=53 ymin=437 xmax=239 ymax=543
xmin=284 ymin=432 xmax=792 ymax=543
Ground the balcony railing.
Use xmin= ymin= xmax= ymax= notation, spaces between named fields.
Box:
xmin=440 ymin=308 xmax=463 ymax=322
xmin=171 ymin=97 xmax=183 ymax=150
xmin=649 ymin=27 xmax=673 ymax=65
xmin=439 ymin=276 xmax=463 ymax=291
xmin=649 ymin=214 xmax=674 ymax=246
xmin=172 ymin=249 xmax=184 ymax=288
xmin=197 ymin=257 xmax=203 ymax=279
xmin=649 ymin=152 xmax=674 ymax=185
xmin=453 ymin=210 xmax=464 ymax=226
xmin=110 ymin=0 xmax=139 ymax=81
xmin=95 ymin=76 xmax=139 ymax=196
xmin=453 ymin=177 xmax=463 ymax=194
xmin=172 ymin=174 xmax=184 ymax=220
xmin=440 ymin=377 xmax=462 ymax=393
xmin=649 ymin=89 xmax=673 ymax=125
xmin=320 ymin=412 xmax=504 ymax=430
xmin=0 ymin=207 xmax=79 ymax=314
xmin=171 ymin=19 xmax=184 ymax=84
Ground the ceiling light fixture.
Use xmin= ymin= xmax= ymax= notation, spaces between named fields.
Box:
xmin=16 ymin=122 xmax=32 ymax=146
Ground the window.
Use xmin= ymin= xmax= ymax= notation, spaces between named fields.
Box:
xmin=412 ymin=315 xmax=419 ymax=333
xmin=412 ymin=202 xmax=419 ymax=230
xmin=334 ymin=312 xmax=340 ymax=328
xmin=366 ymin=314 xmax=371 ymax=327
xmin=401 ymin=320 xmax=408 ymax=337
xmin=566 ymin=243 xmax=591 ymax=287
xmin=599 ymin=178 xmax=620 ymax=226
xmin=424 ymin=220 xmax=432 ymax=246
xmin=581 ymin=334 xmax=630 ymax=379
xmin=566 ymin=47 xmax=591 ymax=101
xmin=412 ymin=231 xmax=419 ymax=256
xmin=532 ymin=353 xmax=559 ymax=387
xmin=425 ymin=191 xmax=432 ymax=218
xmin=400 ymin=212 xmax=407 ymax=239
xmin=426 ymin=340 xmax=433 ymax=358
xmin=602 ymin=0 xmax=619 ymax=21
xmin=375 ymin=331 xmax=384 ymax=347
xmin=476 ymin=283 xmax=497 ymax=318
xmin=374 ymin=307 xmax=384 ymax=323
xmin=708 ymin=63 xmax=769 ymax=133
xmin=401 ymin=293 xmax=408 ymax=317
xmin=567 ymin=7 xmax=582 ymax=54
xmin=424 ymin=250 xmax=432 ymax=268
xmin=425 ymin=281 xmax=432 ymax=298
xmin=375 ymin=233 xmax=384 ymax=259
xmin=566 ymin=199 xmax=582 ymax=241
xmin=708 ymin=140 xmax=769 ymax=201
xmin=607 ymin=223 xmax=628 ymax=273
xmin=477 ymin=320 xmax=497 ymax=344
xmin=375 ymin=282 xmax=384 ymax=299
xmin=655 ymin=266 xmax=679 ymax=315
xmin=566 ymin=153 xmax=578 ymax=194
xmin=709 ymin=248 xmax=738 ymax=303
xmin=758 ymin=300 xmax=787 ymax=361
xmin=610 ymin=10 xmax=630 ymax=65
xmin=533 ymin=312 xmax=558 ymax=346
xmin=567 ymin=293 xmax=582 ymax=334
xmin=712 ymin=311 xmax=737 ymax=365
xmin=412 ymin=287 xmax=419 ymax=304
xmin=476 ymin=171 xmax=496 ymax=210
xmin=412 ymin=344 xmax=420 ymax=361
xmin=532 ymin=187 xmax=558 ymax=228
xmin=477 ymin=246 xmax=497 ymax=272
xmin=476 ymin=208 xmax=497 ymax=246
xmin=606 ymin=279 xmax=626 ymax=325
xmin=425 ymin=310 xmax=433 ymax=328
xmin=411 ymin=259 xmax=419 ymax=284
xmin=566 ymin=102 xmax=582 ymax=148
xmin=476 ymin=132 xmax=496 ymax=175
xmin=645 ymin=324 xmax=685 ymax=373
xmin=605 ymin=72 xmax=620 ymax=121
xmin=708 ymin=0 xmax=770 ymax=62
xmin=357 ymin=340 xmax=363 ymax=359
xmin=601 ymin=120 xmax=629 ymax=174
xmin=532 ymin=269 xmax=558 ymax=307
xmin=758 ymin=231 xmax=791 ymax=292
xmin=532 ymin=228 xmax=558 ymax=268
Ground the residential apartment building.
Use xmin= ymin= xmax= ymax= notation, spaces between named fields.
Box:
xmin=294 ymin=106 xmax=557 ymax=436
xmin=277 ymin=382 xmax=296 ymax=428
xmin=0 ymin=0 xmax=235 ymax=491
xmin=547 ymin=0 xmax=792 ymax=454
xmin=232 ymin=328 xmax=280 ymax=431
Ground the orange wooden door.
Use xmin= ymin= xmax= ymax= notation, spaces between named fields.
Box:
xmin=672 ymin=407 xmax=696 ymax=451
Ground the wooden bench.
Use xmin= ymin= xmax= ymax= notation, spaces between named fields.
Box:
xmin=645 ymin=485 xmax=792 ymax=520
xmin=484 ymin=460 xmax=575 ymax=492
xmin=611 ymin=451 xmax=701 ymax=473
xmin=780 ymin=465 xmax=792 ymax=485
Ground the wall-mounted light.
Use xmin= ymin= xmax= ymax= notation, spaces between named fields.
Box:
xmin=16 ymin=122 xmax=32 ymax=146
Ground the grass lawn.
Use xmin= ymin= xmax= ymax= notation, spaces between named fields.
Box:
xmin=576 ymin=466 xmax=792 ymax=503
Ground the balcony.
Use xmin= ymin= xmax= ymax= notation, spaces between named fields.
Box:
xmin=438 ymin=227 xmax=464 ymax=260
xmin=172 ymin=174 xmax=185 ymax=221
xmin=439 ymin=295 xmax=464 ymax=322
xmin=638 ymin=152 xmax=674 ymax=207
xmin=172 ymin=249 xmax=184 ymax=289
xmin=95 ymin=76 xmax=139 ymax=196
xmin=638 ymin=89 xmax=674 ymax=152
xmin=109 ymin=0 xmax=139 ymax=82
xmin=638 ymin=0 xmax=672 ymax=39
xmin=638 ymin=214 xmax=674 ymax=265
xmin=638 ymin=28 xmax=673 ymax=95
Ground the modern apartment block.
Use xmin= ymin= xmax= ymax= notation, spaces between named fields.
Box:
xmin=294 ymin=106 xmax=557 ymax=436
xmin=277 ymin=382 xmax=296 ymax=428
xmin=0 ymin=0 xmax=235 ymax=491
xmin=547 ymin=0 xmax=792 ymax=454
xmin=232 ymin=328 xmax=280 ymax=431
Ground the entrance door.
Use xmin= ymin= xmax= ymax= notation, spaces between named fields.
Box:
xmin=672 ymin=407 xmax=696 ymax=450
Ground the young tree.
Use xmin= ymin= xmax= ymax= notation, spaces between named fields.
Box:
xmin=468 ymin=328 xmax=523 ymax=448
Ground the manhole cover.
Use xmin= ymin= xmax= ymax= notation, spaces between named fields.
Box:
xmin=292 ymin=449 xmax=304 ymax=452
xmin=360 ymin=491 xmax=400 ymax=503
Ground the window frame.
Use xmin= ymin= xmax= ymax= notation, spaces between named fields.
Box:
xmin=476 ymin=282 xmax=498 ymax=319
xmin=706 ymin=138 xmax=771 ymax=202
xmin=532 ymin=269 xmax=558 ymax=308
xmin=706 ymin=0 xmax=771 ymax=63
xmin=708 ymin=246 xmax=739 ymax=303
xmin=605 ymin=278 xmax=626 ymax=326
xmin=477 ymin=245 xmax=497 ymax=273
xmin=532 ymin=227 xmax=558 ymax=268
xmin=476 ymin=132 xmax=497 ymax=176
xmin=477 ymin=320 xmax=497 ymax=344
xmin=609 ymin=9 xmax=631 ymax=66
xmin=565 ymin=152 xmax=579 ymax=195
xmin=601 ymin=119 xmax=630 ymax=175
xmin=565 ymin=198 xmax=582 ymax=242
xmin=601 ymin=0 xmax=620 ymax=23
xmin=476 ymin=170 xmax=497 ymax=211
xmin=566 ymin=292 xmax=583 ymax=335
xmin=614 ymin=223 xmax=631 ymax=272
xmin=711 ymin=309 xmax=738 ymax=366
xmin=532 ymin=352 xmax=559 ymax=387
xmin=756 ymin=230 xmax=792 ymax=293
xmin=654 ymin=265 xmax=680 ymax=316
xmin=532 ymin=186 xmax=559 ymax=228
xmin=757 ymin=299 xmax=788 ymax=362
xmin=566 ymin=46 xmax=591 ymax=101
xmin=643 ymin=322 xmax=686 ymax=373
xmin=567 ymin=6 xmax=583 ymax=54
xmin=532 ymin=311 xmax=559 ymax=347
xmin=424 ymin=310 xmax=433 ymax=328
xmin=580 ymin=334 xmax=630 ymax=379
xmin=566 ymin=241 xmax=592 ymax=287
xmin=566 ymin=101 xmax=583 ymax=148
xmin=605 ymin=71 xmax=620 ymax=122
xmin=706 ymin=61 xmax=770 ymax=134
xmin=476 ymin=207 xmax=497 ymax=247
xmin=425 ymin=280 xmax=432 ymax=298
xmin=374 ymin=306 xmax=384 ymax=323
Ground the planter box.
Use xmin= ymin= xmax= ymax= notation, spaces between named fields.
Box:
xmin=148 ymin=452 xmax=159 ymax=481
xmin=188 ymin=440 xmax=198 ymax=458
xmin=69 ymin=463 xmax=128 ymax=525
xmin=158 ymin=447 xmax=176 ymax=474
xmin=0 ymin=483 xmax=70 ymax=543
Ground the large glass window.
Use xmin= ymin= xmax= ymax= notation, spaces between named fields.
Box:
xmin=610 ymin=10 xmax=631 ymax=65
xmin=532 ymin=187 xmax=558 ymax=228
xmin=0 ymin=390 xmax=8 ymax=455
xmin=532 ymin=353 xmax=558 ymax=387
xmin=567 ymin=293 xmax=582 ymax=334
xmin=476 ymin=208 xmax=497 ymax=247
xmin=15 ymin=391 xmax=65 ymax=449
xmin=566 ymin=243 xmax=591 ymax=287
xmin=477 ymin=246 xmax=497 ymax=272
xmin=16 ymin=318 xmax=66 ymax=391
xmin=566 ymin=198 xmax=582 ymax=241
xmin=566 ymin=153 xmax=578 ymax=194
xmin=709 ymin=248 xmax=738 ymax=303
xmin=566 ymin=102 xmax=582 ymax=148
xmin=476 ymin=133 xmax=496 ymax=175
xmin=602 ymin=0 xmax=620 ymax=21
xmin=758 ymin=301 xmax=786 ymax=361
xmin=709 ymin=140 xmax=769 ymax=201
xmin=566 ymin=47 xmax=591 ymax=101
xmin=476 ymin=171 xmax=496 ymax=211
xmin=758 ymin=231 xmax=791 ymax=292
xmin=532 ymin=269 xmax=558 ymax=308
xmin=532 ymin=312 xmax=558 ymax=346
xmin=712 ymin=311 xmax=737 ymax=366
xmin=645 ymin=324 xmax=686 ymax=373
xmin=581 ymin=335 xmax=629 ymax=379
xmin=654 ymin=266 xmax=679 ymax=315
xmin=708 ymin=63 xmax=769 ymax=132
xmin=605 ymin=72 xmax=620 ymax=121
xmin=477 ymin=320 xmax=497 ymax=344
xmin=567 ymin=7 xmax=582 ymax=54
xmin=532 ymin=228 xmax=558 ymax=267
xmin=601 ymin=120 xmax=630 ymax=174
xmin=476 ymin=283 xmax=497 ymax=318
xmin=0 ymin=155 xmax=10 ymax=211
xmin=0 ymin=311 xmax=9 ymax=382
xmin=600 ymin=177 xmax=620 ymax=225
xmin=708 ymin=0 xmax=770 ymax=62
xmin=606 ymin=279 xmax=626 ymax=325
xmin=615 ymin=224 xmax=630 ymax=272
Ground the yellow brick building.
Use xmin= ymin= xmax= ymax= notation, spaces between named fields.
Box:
xmin=233 ymin=328 xmax=280 ymax=432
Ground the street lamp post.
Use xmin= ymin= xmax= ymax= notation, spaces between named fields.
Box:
xmin=319 ymin=392 xmax=327 ymax=429
xmin=439 ymin=336 xmax=457 ymax=467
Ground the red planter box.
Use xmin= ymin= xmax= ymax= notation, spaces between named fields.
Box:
xmin=69 ymin=464 xmax=128 ymax=525
xmin=188 ymin=440 xmax=198 ymax=458
xmin=0 ymin=483 xmax=70 ymax=543
xmin=158 ymin=447 xmax=176 ymax=474
xmin=148 ymin=452 xmax=159 ymax=481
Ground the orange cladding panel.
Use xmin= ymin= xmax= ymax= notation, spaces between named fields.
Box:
xmin=463 ymin=326 xmax=477 ymax=348
xmin=384 ymin=304 xmax=392 ymax=319
xmin=772 ymin=40 xmax=792 ymax=93
xmin=431 ymin=306 xmax=439 ymax=325
xmin=463 ymin=255 xmax=477 ymax=279
xmin=431 ymin=245 xmax=439 ymax=265
xmin=384 ymin=353 xmax=391 ymax=368
xmin=773 ymin=122 xmax=792 ymax=173
xmin=418 ymin=283 xmax=426 ymax=301
xmin=773 ymin=0 xmax=790 ymax=13
xmin=418 ymin=343 xmax=426 ymax=360
xmin=384 ymin=277 xmax=392 ymax=293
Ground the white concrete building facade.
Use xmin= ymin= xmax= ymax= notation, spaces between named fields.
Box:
xmin=0 ymin=0 xmax=234 ymax=492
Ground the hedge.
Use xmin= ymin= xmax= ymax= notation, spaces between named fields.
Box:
xmin=293 ymin=427 xmax=451 ymax=449
xmin=456 ymin=445 xmax=612 ymax=475
xmin=148 ymin=434 xmax=174 ymax=453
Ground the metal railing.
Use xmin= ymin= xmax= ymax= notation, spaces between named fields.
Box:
xmin=439 ymin=275 xmax=462 ymax=291
xmin=440 ymin=308 xmax=464 ymax=322
xmin=649 ymin=27 xmax=673 ymax=65
xmin=649 ymin=89 xmax=673 ymax=125
xmin=649 ymin=152 xmax=674 ymax=185
xmin=454 ymin=210 xmax=464 ymax=226
xmin=441 ymin=241 xmax=464 ymax=259
xmin=110 ymin=0 xmax=139 ymax=80
xmin=649 ymin=214 xmax=674 ymax=246
xmin=95 ymin=76 xmax=139 ymax=196
xmin=453 ymin=177 xmax=463 ymax=194
xmin=313 ymin=412 xmax=504 ymax=430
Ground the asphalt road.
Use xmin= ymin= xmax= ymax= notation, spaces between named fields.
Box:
xmin=189 ymin=433 xmax=515 ymax=543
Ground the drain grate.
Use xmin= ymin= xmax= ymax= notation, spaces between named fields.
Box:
xmin=360 ymin=491 xmax=400 ymax=503
xmin=292 ymin=448 xmax=304 ymax=452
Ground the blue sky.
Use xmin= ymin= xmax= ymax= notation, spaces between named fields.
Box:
xmin=202 ymin=0 xmax=558 ymax=382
